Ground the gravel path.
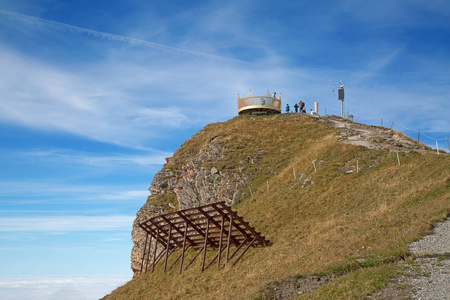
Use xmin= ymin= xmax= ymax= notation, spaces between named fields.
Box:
xmin=403 ymin=219 xmax=450 ymax=300
xmin=409 ymin=220 xmax=450 ymax=255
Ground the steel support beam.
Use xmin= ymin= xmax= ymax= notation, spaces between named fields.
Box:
xmin=201 ymin=218 xmax=210 ymax=272
xmin=185 ymin=246 xmax=205 ymax=271
xmin=217 ymin=216 xmax=225 ymax=269
xmin=144 ymin=234 xmax=153 ymax=273
xmin=224 ymin=212 xmax=234 ymax=267
xmin=151 ymin=227 xmax=160 ymax=273
xmin=163 ymin=225 xmax=172 ymax=273
xmin=180 ymin=222 xmax=189 ymax=273
xmin=139 ymin=232 xmax=149 ymax=275
xmin=232 ymin=237 xmax=257 ymax=267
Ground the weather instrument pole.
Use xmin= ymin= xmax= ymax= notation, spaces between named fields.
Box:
xmin=333 ymin=81 xmax=345 ymax=118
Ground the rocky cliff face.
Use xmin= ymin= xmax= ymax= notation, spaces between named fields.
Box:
xmin=130 ymin=133 xmax=248 ymax=275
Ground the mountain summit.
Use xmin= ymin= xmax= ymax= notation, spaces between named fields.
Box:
xmin=105 ymin=114 xmax=449 ymax=299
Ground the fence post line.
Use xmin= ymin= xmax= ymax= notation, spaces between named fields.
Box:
xmin=436 ymin=141 xmax=440 ymax=155
xmin=396 ymin=152 xmax=401 ymax=166
xmin=391 ymin=120 xmax=394 ymax=129
xmin=381 ymin=118 xmax=383 ymax=127
xmin=418 ymin=131 xmax=420 ymax=143
xmin=293 ymin=168 xmax=296 ymax=179
xmin=447 ymin=137 xmax=450 ymax=153
xmin=356 ymin=160 xmax=359 ymax=173
xmin=267 ymin=179 xmax=269 ymax=191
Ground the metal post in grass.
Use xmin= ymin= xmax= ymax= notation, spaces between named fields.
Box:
xmin=163 ymin=225 xmax=172 ymax=273
xmin=436 ymin=141 xmax=440 ymax=155
xmin=293 ymin=167 xmax=296 ymax=179
xmin=201 ymin=219 xmax=210 ymax=272
xmin=390 ymin=120 xmax=394 ymax=129
xmin=418 ymin=131 xmax=420 ymax=142
xmin=356 ymin=160 xmax=359 ymax=173
xmin=247 ymin=185 xmax=253 ymax=197
xmin=396 ymin=152 xmax=400 ymax=166
xmin=145 ymin=235 xmax=153 ymax=273
xmin=267 ymin=179 xmax=269 ymax=191
xmin=140 ymin=232 xmax=149 ymax=274
xmin=151 ymin=227 xmax=160 ymax=273
xmin=447 ymin=137 xmax=450 ymax=153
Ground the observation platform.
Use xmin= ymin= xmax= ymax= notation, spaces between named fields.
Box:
xmin=237 ymin=90 xmax=281 ymax=115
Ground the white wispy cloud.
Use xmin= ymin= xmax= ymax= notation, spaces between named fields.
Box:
xmin=0 ymin=42 xmax=313 ymax=147
xmin=0 ymin=47 xmax=193 ymax=148
xmin=21 ymin=148 xmax=172 ymax=167
xmin=101 ymin=238 xmax=126 ymax=242
xmin=0 ymin=9 xmax=249 ymax=64
xmin=350 ymin=46 xmax=405 ymax=83
xmin=0 ymin=215 xmax=134 ymax=232
xmin=96 ymin=190 xmax=149 ymax=201
xmin=0 ymin=180 xmax=149 ymax=204
xmin=0 ymin=247 xmax=23 ymax=251
xmin=0 ymin=275 xmax=130 ymax=300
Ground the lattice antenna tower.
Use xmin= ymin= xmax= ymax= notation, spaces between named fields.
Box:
xmin=333 ymin=81 xmax=345 ymax=118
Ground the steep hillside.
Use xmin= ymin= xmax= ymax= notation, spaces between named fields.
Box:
xmin=104 ymin=114 xmax=449 ymax=299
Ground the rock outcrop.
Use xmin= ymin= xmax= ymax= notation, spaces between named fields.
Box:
xmin=130 ymin=134 xmax=248 ymax=275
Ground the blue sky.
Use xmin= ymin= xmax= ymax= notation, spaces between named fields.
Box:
xmin=0 ymin=0 xmax=449 ymax=298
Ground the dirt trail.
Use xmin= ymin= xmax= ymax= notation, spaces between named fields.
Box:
xmin=318 ymin=115 xmax=434 ymax=154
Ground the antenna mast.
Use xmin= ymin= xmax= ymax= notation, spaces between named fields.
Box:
xmin=333 ymin=81 xmax=345 ymax=118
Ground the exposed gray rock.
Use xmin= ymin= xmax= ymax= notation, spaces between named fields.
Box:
xmin=131 ymin=137 xmax=248 ymax=276
xmin=261 ymin=274 xmax=339 ymax=299
xmin=302 ymin=176 xmax=313 ymax=188
xmin=130 ymin=200 xmax=169 ymax=275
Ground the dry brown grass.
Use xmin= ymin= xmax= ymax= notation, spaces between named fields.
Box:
xmin=103 ymin=114 xmax=449 ymax=300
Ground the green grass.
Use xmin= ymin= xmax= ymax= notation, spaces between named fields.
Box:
xmin=297 ymin=264 xmax=399 ymax=299
xmin=103 ymin=114 xmax=449 ymax=300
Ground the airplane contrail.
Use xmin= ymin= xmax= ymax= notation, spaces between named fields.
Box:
xmin=0 ymin=9 xmax=249 ymax=65
xmin=0 ymin=9 xmax=315 ymax=78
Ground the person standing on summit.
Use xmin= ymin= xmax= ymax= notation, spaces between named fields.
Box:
xmin=285 ymin=104 xmax=290 ymax=113
xmin=299 ymin=100 xmax=305 ymax=112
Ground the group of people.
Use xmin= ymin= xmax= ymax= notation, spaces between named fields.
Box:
xmin=285 ymin=101 xmax=306 ymax=113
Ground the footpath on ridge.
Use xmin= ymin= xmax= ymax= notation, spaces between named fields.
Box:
xmin=318 ymin=115 xmax=433 ymax=154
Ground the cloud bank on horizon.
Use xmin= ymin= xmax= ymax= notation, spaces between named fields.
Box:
xmin=0 ymin=275 xmax=129 ymax=300
xmin=0 ymin=0 xmax=449 ymax=297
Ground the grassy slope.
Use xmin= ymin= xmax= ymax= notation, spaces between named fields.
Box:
xmin=104 ymin=114 xmax=449 ymax=300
